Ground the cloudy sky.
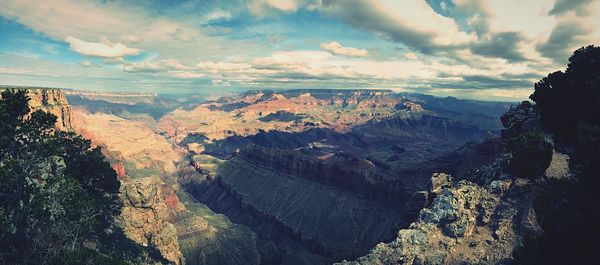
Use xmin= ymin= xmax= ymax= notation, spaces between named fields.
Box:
xmin=1 ymin=0 xmax=599 ymax=101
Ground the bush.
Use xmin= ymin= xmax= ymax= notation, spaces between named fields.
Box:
xmin=530 ymin=45 xmax=600 ymax=144
xmin=503 ymin=130 xmax=553 ymax=179
xmin=512 ymin=45 xmax=600 ymax=265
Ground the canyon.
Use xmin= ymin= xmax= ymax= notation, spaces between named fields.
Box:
xmin=6 ymin=86 xmax=513 ymax=264
xmin=170 ymin=90 xmax=509 ymax=264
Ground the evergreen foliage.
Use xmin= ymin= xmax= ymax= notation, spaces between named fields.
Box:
xmin=0 ymin=89 xmax=165 ymax=264
xmin=503 ymin=130 xmax=552 ymax=179
xmin=513 ymin=46 xmax=600 ymax=264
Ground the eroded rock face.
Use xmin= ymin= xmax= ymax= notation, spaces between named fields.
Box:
xmin=64 ymin=90 xmax=157 ymax=105
xmin=338 ymin=174 xmax=540 ymax=265
xmin=235 ymin=145 xmax=407 ymax=205
xmin=118 ymin=177 xmax=182 ymax=264
xmin=500 ymin=101 xmax=538 ymax=139
xmin=397 ymin=102 xmax=423 ymax=112
xmin=0 ymin=88 xmax=73 ymax=130
xmin=28 ymin=89 xmax=73 ymax=130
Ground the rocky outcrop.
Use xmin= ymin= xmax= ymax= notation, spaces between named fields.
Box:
xmin=396 ymin=102 xmax=423 ymax=112
xmin=28 ymin=89 xmax=73 ymax=130
xmin=340 ymin=100 xmax=569 ymax=265
xmin=1 ymin=88 xmax=73 ymax=130
xmin=500 ymin=101 xmax=538 ymax=139
xmin=118 ymin=177 xmax=182 ymax=264
xmin=338 ymin=173 xmax=540 ymax=265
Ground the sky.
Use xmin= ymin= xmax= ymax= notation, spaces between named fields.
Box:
xmin=0 ymin=0 xmax=599 ymax=101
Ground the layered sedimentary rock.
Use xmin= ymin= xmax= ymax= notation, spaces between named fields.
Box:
xmin=71 ymin=106 xmax=183 ymax=177
xmin=235 ymin=145 xmax=407 ymax=205
xmin=174 ymin=90 xmax=511 ymax=264
xmin=0 ymin=87 xmax=73 ymax=130
xmin=64 ymin=90 xmax=158 ymax=105
xmin=52 ymin=88 xmax=512 ymax=264
xmin=157 ymin=90 xmax=408 ymax=142
xmin=339 ymin=173 xmax=540 ymax=265
xmin=67 ymin=89 xmax=266 ymax=265
xmin=28 ymin=89 xmax=73 ymax=129
xmin=118 ymin=177 xmax=182 ymax=264
xmin=172 ymin=188 xmax=261 ymax=265
xmin=185 ymin=150 xmax=408 ymax=262
xmin=354 ymin=112 xmax=484 ymax=143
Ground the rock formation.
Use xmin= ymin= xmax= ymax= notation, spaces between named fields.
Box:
xmin=0 ymin=87 xmax=73 ymax=130
xmin=500 ymin=101 xmax=538 ymax=139
xmin=64 ymin=90 xmax=158 ymax=105
xmin=173 ymin=90 xmax=511 ymax=263
xmin=338 ymin=173 xmax=541 ymax=265
xmin=338 ymin=100 xmax=566 ymax=265
xmin=118 ymin=177 xmax=182 ymax=264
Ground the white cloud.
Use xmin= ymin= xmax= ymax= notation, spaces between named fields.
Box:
xmin=196 ymin=61 xmax=253 ymax=73
xmin=252 ymin=50 xmax=331 ymax=70
xmin=3 ymin=0 xmax=597 ymax=102
xmin=320 ymin=41 xmax=368 ymax=57
xmin=404 ymin=53 xmax=418 ymax=60
xmin=0 ymin=0 xmax=248 ymax=65
xmin=170 ymin=71 xmax=205 ymax=79
xmin=317 ymin=0 xmax=475 ymax=51
xmin=79 ymin=60 xmax=92 ymax=67
xmin=162 ymin=59 xmax=190 ymax=70
xmin=102 ymin=57 xmax=126 ymax=65
xmin=248 ymin=0 xmax=303 ymax=16
xmin=0 ymin=67 xmax=59 ymax=77
xmin=204 ymin=10 xmax=232 ymax=22
xmin=65 ymin=36 xmax=140 ymax=58
xmin=212 ymin=79 xmax=232 ymax=86
xmin=122 ymin=61 xmax=164 ymax=73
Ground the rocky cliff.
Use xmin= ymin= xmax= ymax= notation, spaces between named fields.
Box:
xmin=0 ymin=87 xmax=73 ymax=130
xmin=65 ymin=90 xmax=158 ymax=105
xmin=184 ymin=151 xmax=408 ymax=263
xmin=118 ymin=177 xmax=182 ymax=264
xmin=338 ymin=100 xmax=571 ymax=265
xmin=235 ymin=145 xmax=408 ymax=206
xmin=174 ymin=90 xmax=510 ymax=264
xmin=354 ymin=112 xmax=484 ymax=143
xmin=338 ymin=173 xmax=540 ymax=265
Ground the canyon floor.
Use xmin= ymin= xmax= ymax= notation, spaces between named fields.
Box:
xmin=63 ymin=88 xmax=512 ymax=264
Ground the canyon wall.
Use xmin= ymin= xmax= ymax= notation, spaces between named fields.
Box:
xmin=173 ymin=90 xmax=511 ymax=264
xmin=65 ymin=90 xmax=158 ymax=105
xmin=184 ymin=157 xmax=406 ymax=263
xmin=235 ymin=145 xmax=408 ymax=205
xmin=1 ymin=88 xmax=73 ymax=130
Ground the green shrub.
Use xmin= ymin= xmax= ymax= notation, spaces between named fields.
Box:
xmin=503 ymin=130 xmax=552 ymax=179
